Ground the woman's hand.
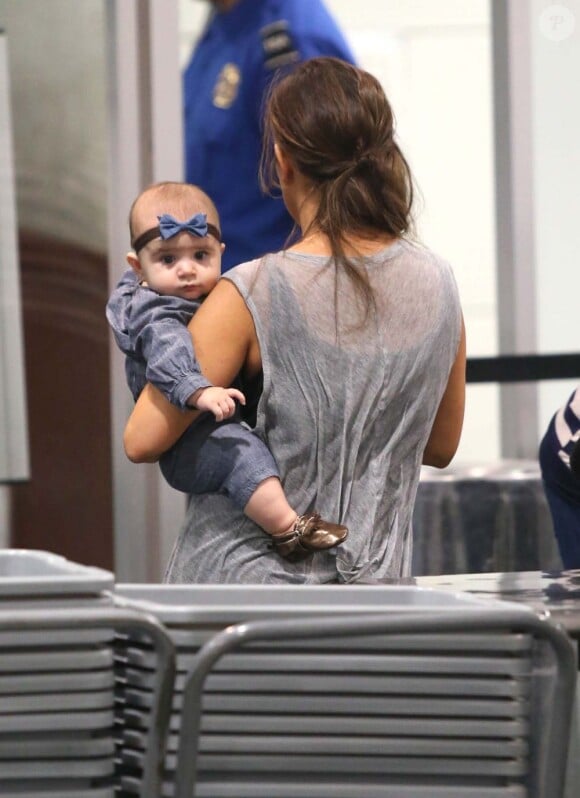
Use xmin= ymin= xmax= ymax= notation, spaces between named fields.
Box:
xmin=123 ymin=278 xmax=259 ymax=463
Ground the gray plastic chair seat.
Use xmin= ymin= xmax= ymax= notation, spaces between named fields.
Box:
xmin=122 ymin=712 xmax=530 ymax=750
xmin=0 ymin=787 xmax=116 ymax=798
xmin=0 ymin=646 xmax=114 ymax=673
xmin=0 ymin=734 xmax=115 ymax=759
xmin=0 ymin=708 xmax=115 ymax=734
xmin=0 ymin=627 xmax=114 ymax=646
xmin=119 ymin=647 xmax=533 ymax=677
xmin=120 ymin=627 xmax=534 ymax=654
xmin=121 ymin=773 xmax=528 ymax=798
xmin=0 ymin=756 xmax=115 ymax=779
xmin=0 ymin=550 xmax=114 ymax=597
xmin=0 ymin=689 xmax=114 ymax=713
xmin=119 ymin=691 xmax=530 ymax=735
xmin=0 ymin=668 xmax=114 ymax=695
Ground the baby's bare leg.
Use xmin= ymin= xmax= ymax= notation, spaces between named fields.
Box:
xmin=244 ymin=477 xmax=348 ymax=558
xmin=243 ymin=476 xmax=297 ymax=536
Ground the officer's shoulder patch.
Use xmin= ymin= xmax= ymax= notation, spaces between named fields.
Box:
xmin=260 ymin=19 xmax=299 ymax=70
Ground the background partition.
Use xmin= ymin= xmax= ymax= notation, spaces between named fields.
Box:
xmin=105 ymin=0 xmax=186 ymax=582
xmin=0 ymin=29 xmax=29 ymax=485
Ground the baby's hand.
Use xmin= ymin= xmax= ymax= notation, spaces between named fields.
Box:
xmin=189 ymin=386 xmax=246 ymax=422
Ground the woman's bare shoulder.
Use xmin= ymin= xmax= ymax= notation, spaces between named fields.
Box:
xmin=195 ymin=275 xmax=249 ymax=323
xmin=191 ymin=276 xmax=261 ymax=383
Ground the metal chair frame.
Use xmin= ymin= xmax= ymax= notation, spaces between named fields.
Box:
xmin=174 ymin=607 xmax=577 ymax=798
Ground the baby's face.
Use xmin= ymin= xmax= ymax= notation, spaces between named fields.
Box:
xmin=130 ymin=195 xmax=224 ymax=300
xmin=137 ymin=232 xmax=223 ymax=301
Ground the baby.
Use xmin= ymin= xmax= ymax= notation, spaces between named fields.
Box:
xmin=106 ymin=181 xmax=348 ymax=558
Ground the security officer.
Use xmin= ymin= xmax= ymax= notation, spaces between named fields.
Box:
xmin=183 ymin=0 xmax=356 ymax=272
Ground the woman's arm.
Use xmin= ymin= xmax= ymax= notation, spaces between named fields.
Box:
xmin=123 ymin=278 xmax=259 ymax=463
xmin=422 ymin=316 xmax=466 ymax=468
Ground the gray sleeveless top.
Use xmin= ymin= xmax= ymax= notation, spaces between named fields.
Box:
xmin=164 ymin=239 xmax=461 ymax=584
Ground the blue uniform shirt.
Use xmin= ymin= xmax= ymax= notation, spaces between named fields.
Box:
xmin=183 ymin=0 xmax=356 ymax=272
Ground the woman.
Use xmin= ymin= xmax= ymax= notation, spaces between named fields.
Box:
xmin=124 ymin=57 xmax=466 ymax=584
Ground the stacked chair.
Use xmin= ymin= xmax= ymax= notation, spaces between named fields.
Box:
xmin=0 ymin=550 xmax=175 ymax=798
xmin=0 ymin=552 xmax=576 ymax=798
xmin=113 ymin=584 xmax=577 ymax=798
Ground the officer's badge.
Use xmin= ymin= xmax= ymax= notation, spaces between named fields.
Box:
xmin=213 ymin=63 xmax=241 ymax=109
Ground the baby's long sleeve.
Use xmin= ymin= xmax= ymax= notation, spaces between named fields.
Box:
xmin=106 ymin=270 xmax=212 ymax=408
xmin=130 ymin=292 xmax=212 ymax=409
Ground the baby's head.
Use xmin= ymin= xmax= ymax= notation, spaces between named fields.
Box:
xmin=127 ymin=181 xmax=225 ymax=301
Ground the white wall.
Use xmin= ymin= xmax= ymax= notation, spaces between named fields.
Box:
xmin=532 ymin=0 xmax=580 ymax=432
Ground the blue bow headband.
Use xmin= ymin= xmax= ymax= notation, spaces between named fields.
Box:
xmin=132 ymin=212 xmax=221 ymax=253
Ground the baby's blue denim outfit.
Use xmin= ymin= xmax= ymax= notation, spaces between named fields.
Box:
xmin=106 ymin=269 xmax=279 ymax=509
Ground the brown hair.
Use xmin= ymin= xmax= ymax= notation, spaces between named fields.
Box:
xmin=261 ymin=57 xmax=414 ymax=326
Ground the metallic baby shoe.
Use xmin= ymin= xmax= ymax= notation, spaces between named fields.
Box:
xmin=273 ymin=512 xmax=348 ymax=559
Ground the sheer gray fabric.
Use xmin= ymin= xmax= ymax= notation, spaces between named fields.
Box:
xmin=164 ymin=240 xmax=462 ymax=584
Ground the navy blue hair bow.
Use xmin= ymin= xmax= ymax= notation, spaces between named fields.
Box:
xmin=158 ymin=212 xmax=208 ymax=240
xmin=131 ymin=212 xmax=221 ymax=253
